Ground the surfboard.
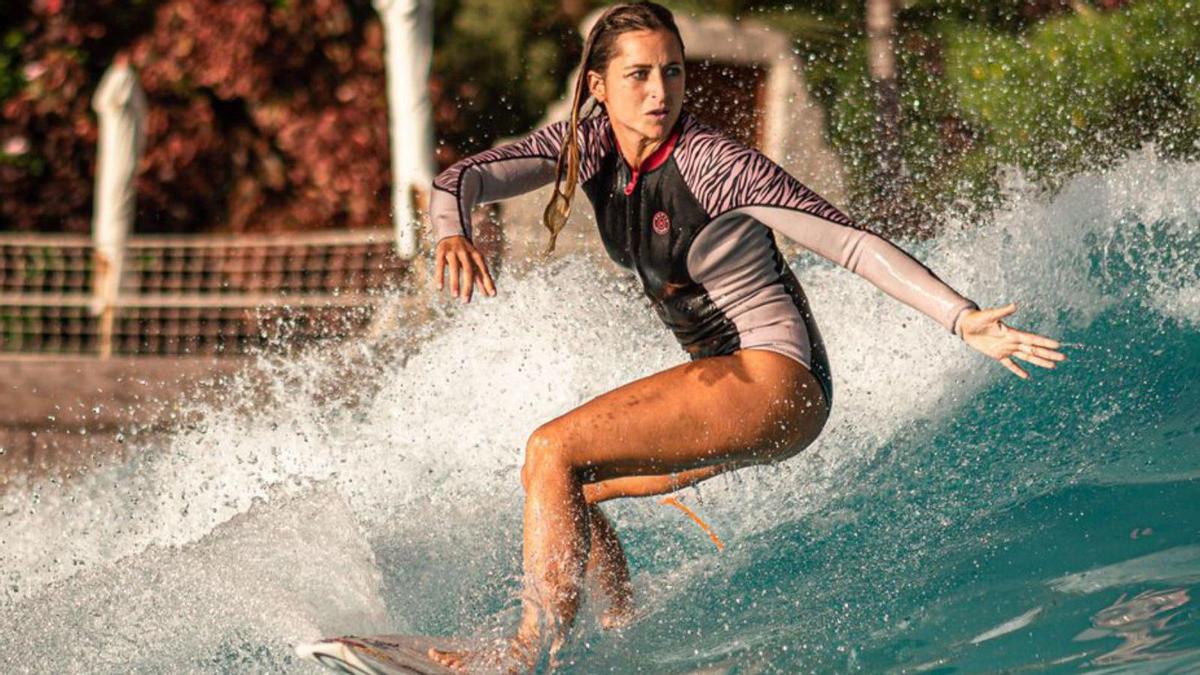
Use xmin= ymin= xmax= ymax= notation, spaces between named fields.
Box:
xmin=295 ymin=634 xmax=480 ymax=674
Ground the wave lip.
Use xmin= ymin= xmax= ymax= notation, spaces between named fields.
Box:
xmin=1048 ymin=545 xmax=1200 ymax=595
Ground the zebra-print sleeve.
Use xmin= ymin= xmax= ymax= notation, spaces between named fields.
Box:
xmin=673 ymin=117 xmax=858 ymax=226
xmin=676 ymin=122 xmax=977 ymax=335
xmin=429 ymin=120 xmax=569 ymax=243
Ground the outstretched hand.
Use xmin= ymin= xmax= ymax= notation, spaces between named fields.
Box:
xmin=956 ymin=303 xmax=1066 ymax=379
xmin=434 ymin=235 xmax=496 ymax=303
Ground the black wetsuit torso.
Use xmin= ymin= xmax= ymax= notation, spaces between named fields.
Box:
xmin=581 ymin=123 xmax=824 ymax=372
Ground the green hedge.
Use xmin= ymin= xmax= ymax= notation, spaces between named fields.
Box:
xmin=947 ymin=0 xmax=1200 ymax=183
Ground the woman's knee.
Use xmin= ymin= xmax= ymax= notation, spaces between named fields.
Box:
xmin=520 ymin=423 xmax=575 ymax=492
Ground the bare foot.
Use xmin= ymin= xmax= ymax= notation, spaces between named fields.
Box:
xmin=427 ymin=634 xmax=536 ymax=674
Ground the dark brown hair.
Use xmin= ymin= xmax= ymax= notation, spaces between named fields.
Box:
xmin=540 ymin=1 xmax=685 ymax=255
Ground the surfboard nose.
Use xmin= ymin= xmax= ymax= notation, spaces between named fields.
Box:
xmin=295 ymin=634 xmax=463 ymax=674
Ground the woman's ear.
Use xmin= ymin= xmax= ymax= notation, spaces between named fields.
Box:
xmin=587 ymin=70 xmax=606 ymax=104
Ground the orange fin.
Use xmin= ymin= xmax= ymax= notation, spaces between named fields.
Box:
xmin=660 ymin=496 xmax=724 ymax=551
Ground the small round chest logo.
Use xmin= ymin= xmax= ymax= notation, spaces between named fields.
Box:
xmin=652 ymin=211 xmax=671 ymax=235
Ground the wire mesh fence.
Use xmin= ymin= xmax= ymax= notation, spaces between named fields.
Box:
xmin=0 ymin=230 xmax=414 ymax=356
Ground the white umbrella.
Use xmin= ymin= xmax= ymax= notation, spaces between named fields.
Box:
xmin=90 ymin=57 xmax=146 ymax=355
xmin=374 ymin=0 xmax=436 ymax=259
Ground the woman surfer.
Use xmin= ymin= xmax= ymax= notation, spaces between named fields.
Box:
xmin=424 ymin=2 xmax=1065 ymax=671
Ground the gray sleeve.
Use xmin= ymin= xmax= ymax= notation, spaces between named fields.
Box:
xmin=673 ymin=127 xmax=977 ymax=336
xmin=429 ymin=120 xmax=569 ymax=243
xmin=736 ymin=205 xmax=979 ymax=336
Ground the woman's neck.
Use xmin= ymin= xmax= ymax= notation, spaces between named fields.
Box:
xmin=610 ymin=113 xmax=681 ymax=169
xmin=612 ymin=128 xmax=655 ymax=169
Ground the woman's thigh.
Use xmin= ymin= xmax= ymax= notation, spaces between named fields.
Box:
xmin=525 ymin=348 xmax=829 ymax=485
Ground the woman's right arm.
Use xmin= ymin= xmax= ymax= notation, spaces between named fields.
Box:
xmin=429 ymin=119 xmax=572 ymax=302
xmin=429 ymin=119 xmax=571 ymax=244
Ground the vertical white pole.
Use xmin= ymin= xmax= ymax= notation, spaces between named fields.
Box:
xmin=375 ymin=0 xmax=436 ymax=260
xmin=90 ymin=56 xmax=146 ymax=358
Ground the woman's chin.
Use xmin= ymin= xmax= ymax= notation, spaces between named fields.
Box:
xmin=640 ymin=119 xmax=669 ymax=138
xmin=614 ymin=115 xmax=672 ymax=142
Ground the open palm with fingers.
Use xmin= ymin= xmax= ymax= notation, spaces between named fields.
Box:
xmin=956 ymin=303 xmax=1067 ymax=379
xmin=435 ymin=235 xmax=496 ymax=303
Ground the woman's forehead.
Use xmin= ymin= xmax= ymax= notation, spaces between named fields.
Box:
xmin=609 ymin=29 xmax=684 ymax=65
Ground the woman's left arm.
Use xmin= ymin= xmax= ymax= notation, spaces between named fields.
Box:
xmin=686 ymin=138 xmax=977 ymax=334
xmin=676 ymin=132 xmax=1066 ymax=377
xmin=744 ymin=199 xmax=1066 ymax=376
xmin=744 ymin=201 xmax=977 ymax=333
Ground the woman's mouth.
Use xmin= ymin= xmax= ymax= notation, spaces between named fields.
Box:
xmin=647 ymin=108 xmax=669 ymax=120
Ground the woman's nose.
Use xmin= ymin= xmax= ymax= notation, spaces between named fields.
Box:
xmin=646 ymin=68 xmax=667 ymax=100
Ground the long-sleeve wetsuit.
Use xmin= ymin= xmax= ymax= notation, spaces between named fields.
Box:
xmin=429 ymin=109 xmax=979 ymax=408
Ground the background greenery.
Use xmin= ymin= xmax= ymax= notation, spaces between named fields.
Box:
xmin=740 ymin=0 xmax=1200 ymax=229
xmin=0 ymin=0 xmax=1195 ymax=234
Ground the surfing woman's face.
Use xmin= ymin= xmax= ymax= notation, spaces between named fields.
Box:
xmin=588 ymin=29 xmax=685 ymax=144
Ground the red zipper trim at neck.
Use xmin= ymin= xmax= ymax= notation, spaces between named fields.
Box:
xmin=615 ymin=121 xmax=683 ymax=196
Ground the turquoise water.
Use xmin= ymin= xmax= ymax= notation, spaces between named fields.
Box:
xmin=573 ymin=314 xmax=1200 ymax=673
xmin=2 ymin=147 xmax=1197 ymax=673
